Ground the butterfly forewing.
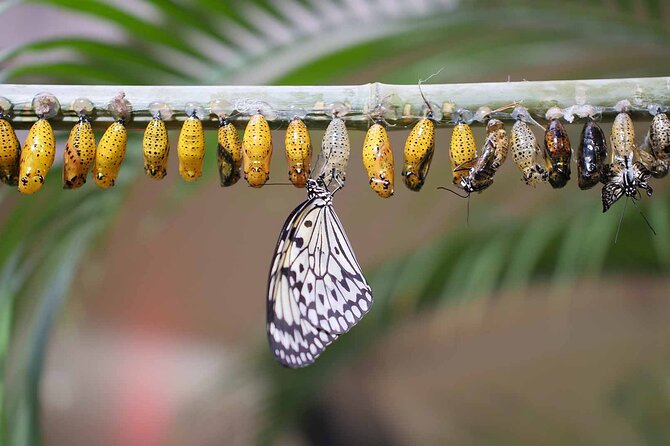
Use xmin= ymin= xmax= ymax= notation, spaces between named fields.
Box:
xmin=267 ymin=182 xmax=373 ymax=368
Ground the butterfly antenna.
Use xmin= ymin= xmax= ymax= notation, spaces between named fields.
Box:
xmin=437 ymin=186 xmax=469 ymax=199
xmin=614 ymin=197 xmax=628 ymax=244
xmin=466 ymin=193 xmax=471 ymax=226
xmin=631 ymin=198 xmax=657 ymax=236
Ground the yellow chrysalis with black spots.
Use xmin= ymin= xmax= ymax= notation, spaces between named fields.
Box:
xmin=18 ymin=118 xmax=55 ymax=194
xmin=94 ymin=121 xmax=127 ymax=189
xmin=63 ymin=116 xmax=96 ymax=189
xmin=0 ymin=115 xmax=20 ymax=186
xmin=449 ymin=120 xmax=477 ymax=185
xmin=143 ymin=116 xmax=170 ymax=180
xmin=243 ymin=113 xmax=272 ymax=188
xmin=285 ymin=117 xmax=312 ymax=188
xmin=362 ymin=122 xmax=394 ymax=198
xmin=177 ymin=114 xmax=205 ymax=182
xmin=217 ymin=118 xmax=243 ymax=187
xmin=402 ymin=117 xmax=435 ymax=191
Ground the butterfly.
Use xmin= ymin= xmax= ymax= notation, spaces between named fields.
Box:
xmin=601 ymin=151 xmax=656 ymax=242
xmin=601 ymin=152 xmax=653 ymax=213
xmin=267 ymin=174 xmax=373 ymax=368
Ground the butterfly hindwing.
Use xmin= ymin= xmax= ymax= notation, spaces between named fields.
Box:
xmin=297 ymin=205 xmax=372 ymax=335
xmin=602 ymin=181 xmax=624 ymax=212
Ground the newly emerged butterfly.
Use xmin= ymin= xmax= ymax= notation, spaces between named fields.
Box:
xmin=602 ymin=151 xmax=653 ymax=212
xmin=267 ymin=170 xmax=373 ymax=368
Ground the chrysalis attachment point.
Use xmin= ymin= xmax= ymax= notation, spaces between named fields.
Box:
xmin=32 ymin=93 xmax=60 ymax=119
xmin=148 ymin=101 xmax=173 ymax=120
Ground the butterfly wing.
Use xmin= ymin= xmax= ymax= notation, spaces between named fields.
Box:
xmin=297 ymin=204 xmax=373 ymax=335
xmin=267 ymin=196 xmax=373 ymax=368
xmin=602 ymin=181 xmax=624 ymax=212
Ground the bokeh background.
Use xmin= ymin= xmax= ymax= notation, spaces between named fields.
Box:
xmin=1 ymin=1 xmax=670 ymax=445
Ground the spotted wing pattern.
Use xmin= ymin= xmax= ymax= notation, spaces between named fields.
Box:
xmin=267 ymin=193 xmax=373 ymax=368
xmin=602 ymin=181 xmax=624 ymax=212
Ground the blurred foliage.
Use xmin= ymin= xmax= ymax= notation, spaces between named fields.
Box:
xmin=611 ymin=364 xmax=670 ymax=446
xmin=1 ymin=0 xmax=669 ymax=445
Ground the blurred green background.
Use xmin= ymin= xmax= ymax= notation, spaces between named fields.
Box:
xmin=1 ymin=0 xmax=670 ymax=445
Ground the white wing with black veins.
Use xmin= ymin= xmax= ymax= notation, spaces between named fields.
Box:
xmin=267 ymin=196 xmax=373 ymax=368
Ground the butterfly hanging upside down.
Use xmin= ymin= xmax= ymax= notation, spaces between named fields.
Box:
xmin=267 ymin=174 xmax=373 ymax=368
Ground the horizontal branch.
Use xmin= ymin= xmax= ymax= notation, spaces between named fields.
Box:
xmin=1 ymin=77 xmax=669 ymax=131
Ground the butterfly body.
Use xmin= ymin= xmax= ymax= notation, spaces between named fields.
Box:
xmin=267 ymin=178 xmax=373 ymax=368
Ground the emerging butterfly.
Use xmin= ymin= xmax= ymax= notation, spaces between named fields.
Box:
xmin=267 ymin=165 xmax=373 ymax=368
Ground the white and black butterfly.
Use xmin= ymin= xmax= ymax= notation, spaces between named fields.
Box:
xmin=601 ymin=152 xmax=653 ymax=213
xmin=267 ymin=176 xmax=373 ymax=368
xmin=602 ymin=151 xmax=656 ymax=242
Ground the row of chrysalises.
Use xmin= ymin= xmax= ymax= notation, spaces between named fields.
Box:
xmin=1 ymin=95 xmax=667 ymax=215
